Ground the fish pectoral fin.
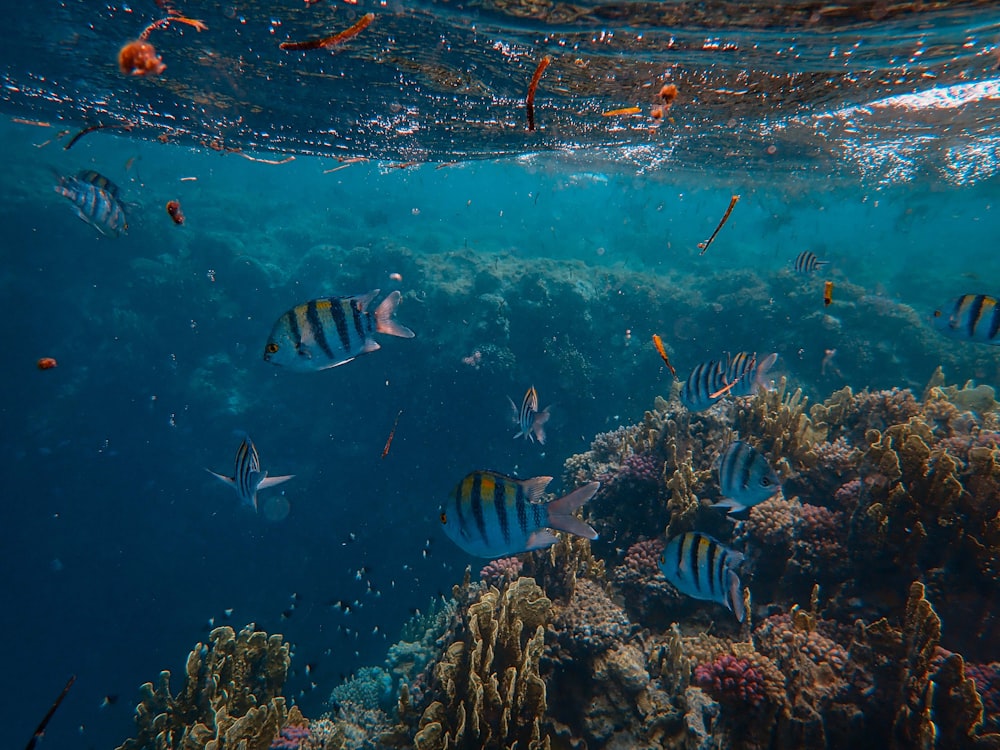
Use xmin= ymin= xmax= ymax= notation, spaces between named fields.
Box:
xmin=361 ymin=338 xmax=381 ymax=354
xmin=710 ymin=498 xmax=746 ymax=515
xmin=258 ymin=474 xmax=294 ymax=490
xmin=206 ymin=468 xmax=236 ymax=487
xmin=525 ymin=530 xmax=559 ymax=551
xmin=319 ymin=357 xmax=356 ymax=370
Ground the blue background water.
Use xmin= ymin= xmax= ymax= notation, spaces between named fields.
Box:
xmin=2 ymin=116 xmax=999 ymax=750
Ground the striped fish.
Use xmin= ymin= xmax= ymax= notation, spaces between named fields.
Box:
xmin=54 ymin=170 xmax=128 ymax=237
xmin=508 ymin=385 xmax=551 ymax=444
xmin=206 ymin=434 xmax=294 ymax=512
xmin=713 ymin=441 xmax=781 ymax=514
xmin=440 ymin=470 xmax=599 ymax=558
xmin=680 ymin=352 xmax=778 ymax=411
xmin=793 ymin=250 xmax=828 ymax=273
xmin=264 ymin=290 xmax=415 ymax=371
xmin=932 ymin=294 xmax=1000 ymax=345
xmin=658 ymin=532 xmax=746 ymax=621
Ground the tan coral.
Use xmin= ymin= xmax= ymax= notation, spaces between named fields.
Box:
xmin=416 ymin=577 xmax=553 ymax=749
xmin=116 ymin=625 xmax=292 ymax=750
xmin=734 ymin=376 xmax=828 ymax=471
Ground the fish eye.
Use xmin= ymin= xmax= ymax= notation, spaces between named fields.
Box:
xmin=933 ymin=310 xmax=942 ymax=318
xmin=761 ymin=477 xmax=771 ymax=486
xmin=658 ymin=553 xmax=664 ymax=564
xmin=439 ymin=512 xmax=447 ymax=524
xmin=266 ymin=342 xmax=279 ymax=354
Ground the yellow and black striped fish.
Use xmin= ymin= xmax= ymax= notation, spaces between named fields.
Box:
xmin=658 ymin=531 xmax=746 ymax=621
xmin=264 ymin=290 xmax=415 ymax=372
xmin=440 ymin=470 xmax=599 ymax=558
xmin=54 ymin=170 xmax=128 ymax=237
xmin=680 ymin=352 xmax=778 ymax=412
xmin=932 ymin=294 xmax=1000 ymax=345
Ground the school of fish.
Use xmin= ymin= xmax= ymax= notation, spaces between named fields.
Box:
xmin=42 ymin=168 xmax=1000 ymax=624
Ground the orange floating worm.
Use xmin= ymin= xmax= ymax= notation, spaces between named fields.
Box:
xmin=651 ymin=334 xmax=676 ymax=377
xmin=280 ymin=13 xmax=375 ymax=51
xmin=698 ymin=194 xmax=740 ymax=255
xmin=602 ymin=107 xmax=641 ymax=117
xmin=526 ymin=55 xmax=552 ymax=132
xmin=823 ymin=280 xmax=834 ymax=307
xmin=381 ymin=409 xmax=403 ymax=459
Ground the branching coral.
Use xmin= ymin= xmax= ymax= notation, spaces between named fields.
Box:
xmin=116 ymin=625 xmax=293 ymax=750
xmin=413 ymin=577 xmax=553 ymax=749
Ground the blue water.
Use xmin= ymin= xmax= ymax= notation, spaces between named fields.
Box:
xmin=2 ymin=3 xmax=1000 ymax=741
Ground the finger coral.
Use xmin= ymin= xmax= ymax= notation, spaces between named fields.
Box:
xmin=115 ymin=625 xmax=293 ymax=750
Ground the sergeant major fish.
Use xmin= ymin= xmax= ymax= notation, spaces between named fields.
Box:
xmin=658 ymin=531 xmax=746 ymax=622
xmin=680 ymin=351 xmax=778 ymax=411
xmin=206 ymin=433 xmax=294 ymax=512
xmin=54 ymin=169 xmax=128 ymax=237
xmin=793 ymin=250 xmax=828 ymax=273
xmin=932 ymin=294 xmax=1000 ymax=345
xmin=713 ymin=440 xmax=781 ymax=514
xmin=440 ymin=470 xmax=599 ymax=558
xmin=508 ymin=385 xmax=551 ymax=444
xmin=264 ymin=290 xmax=415 ymax=372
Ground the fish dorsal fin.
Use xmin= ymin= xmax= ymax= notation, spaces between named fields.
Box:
xmin=355 ymin=289 xmax=380 ymax=312
xmin=77 ymin=170 xmax=121 ymax=197
xmin=520 ymin=475 xmax=553 ymax=502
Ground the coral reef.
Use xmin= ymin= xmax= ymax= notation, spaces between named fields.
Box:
xmin=693 ymin=654 xmax=766 ymax=708
xmin=115 ymin=625 xmax=293 ymax=750
xmin=479 ymin=556 xmax=523 ymax=589
xmin=115 ymin=373 xmax=1000 ymax=750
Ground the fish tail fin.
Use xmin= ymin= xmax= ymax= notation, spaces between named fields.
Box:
xmin=710 ymin=498 xmax=747 ymax=515
xmin=728 ymin=569 xmax=746 ymax=622
xmin=532 ymin=406 xmax=551 ymax=445
xmin=206 ymin=468 xmax=235 ymax=487
xmin=546 ymin=481 xmax=600 ymax=540
xmin=754 ymin=352 xmax=778 ymax=392
xmin=373 ymin=291 xmax=415 ymax=339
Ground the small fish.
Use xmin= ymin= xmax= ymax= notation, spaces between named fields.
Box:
xmin=793 ymin=251 xmax=828 ymax=273
xmin=680 ymin=352 xmax=778 ymax=411
xmin=713 ymin=441 xmax=781 ymax=514
xmin=652 ymin=334 xmax=677 ymax=377
xmin=53 ymin=170 xmax=128 ymax=237
xmin=440 ymin=470 xmax=599 ymax=558
xmin=823 ymin=280 xmax=834 ymax=307
xmin=206 ymin=434 xmax=294 ymax=512
xmin=37 ymin=357 xmax=58 ymax=370
xmin=99 ymin=695 xmax=118 ymax=709
xmin=508 ymin=385 xmax=551 ymax=444
xmin=264 ymin=290 xmax=415 ymax=372
xmin=932 ymin=294 xmax=1000 ymax=345
xmin=658 ymin=532 xmax=746 ymax=621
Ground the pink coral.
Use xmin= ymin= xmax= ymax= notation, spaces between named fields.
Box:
xmin=833 ymin=479 xmax=862 ymax=512
xmin=623 ymin=538 xmax=665 ymax=575
xmin=813 ymin=436 xmax=861 ymax=475
xmin=967 ymin=662 xmax=1000 ymax=728
xmin=479 ymin=557 xmax=523 ymax=588
xmin=693 ymin=654 xmax=766 ymax=708
xmin=270 ymin=725 xmax=310 ymax=750
xmin=745 ymin=496 xmax=801 ymax=547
